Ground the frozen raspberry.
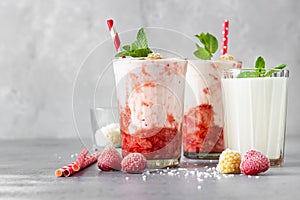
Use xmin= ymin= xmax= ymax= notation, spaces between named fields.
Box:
xmin=217 ymin=149 xmax=242 ymax=174
xmin=240 ymin=149 xmax=270 ymax=175
xmin=121 ymin=153 xmax=147 ymax=174
xmin=97 ymin=145 xmax=122 ymax=171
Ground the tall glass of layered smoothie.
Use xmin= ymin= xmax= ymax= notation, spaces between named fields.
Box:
xmin=183 ymin=60 xmax=241 ymax=159
xmin=113 ymin=57 xmax=187 ymax=168
xmin=222 ymin=68 xmax=289 ymax=166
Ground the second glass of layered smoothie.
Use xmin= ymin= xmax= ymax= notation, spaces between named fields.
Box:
xmin=183 ymin=60 xmax=241 ymax=159
xmin=113 ymin=57 xmax=187 ymax=168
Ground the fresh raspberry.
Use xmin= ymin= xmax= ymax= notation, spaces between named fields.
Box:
xmin=240 ymin=149 xmax=270 ymax=175
xmin=121 ymin=153 xmax=147 ymax=174
xmin=97 ymin=145 xmax=122 ymax=171
xmin=217 ymin=149 xmax=242 ymax=174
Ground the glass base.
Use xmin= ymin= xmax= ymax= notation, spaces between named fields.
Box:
xmin=93 ymin=144 xmax=121 ymax=151
xmin=184 ymin=152 xmax=221 ymax=160
xmin=146 ymin=158 xmax=180 ymax=169
xmin=270 ymin=155 xmax=284 ymax=166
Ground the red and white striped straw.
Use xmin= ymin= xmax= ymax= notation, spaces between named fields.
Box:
xmin=73 ymin=147 xmax=89 ymax=170
xmin=55 ymin=168 xmax=65 ymax=177
xmin=55 ymin=151 xmax=101 ymax=177
xmin=64 ymin=152 xmax=100 ymax=177
xmin=55 ymin=162 xmax=77 ymax=177
xmin=107 ymin=19 xmax=122 ymax=52
xmin=63 ymin=166 xmax=76 ymax=177
xmin=81 ymin=152 xmax=101 ymax=169
xmin=222 ymin=19 xmax=229 ymax=55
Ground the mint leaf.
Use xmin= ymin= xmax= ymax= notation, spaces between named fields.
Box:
xmin=255 ymin=56 xmax=265 ymax=69
xmin=115 ymin=28 xmax=152 ymax=57
xmin=195 ymin=33 xmax=207 ymax=47
xmin=237 ymin=71 xmax=260 ymax=78
xmin=194 ymin=45 xmax=212 ymax=60
xmin=255 ymin=56 xmax=266 ymax=74
xmin=194 ymin=32 xmax=218 ymax=60
xmin=122 ymin=45 xmax=132 ymax=52
xmin=115 ymin=48 xmax=152 ymax=58
xmin=129 ymin=48 xmax=152 ymax=57
xmin=205 ymin=33 xmax=218 ymax=54
xmin=264 ymin=64 xmax=287 ymax=77
xmin=115 ymin=51 xmax=128 ymax=57
xmin=273 ymin=64 xmax=286 ymax=70
xmin=135 ymin=28 xmax=148 ymax=49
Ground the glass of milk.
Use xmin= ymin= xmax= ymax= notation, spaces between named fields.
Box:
xmin=221 ymin=68 xmax=289 ymax=166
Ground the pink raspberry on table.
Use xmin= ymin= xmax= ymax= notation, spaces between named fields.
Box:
xmin=97 ymin=145 xmax=122 ymax=171
xmin=121 ymin=153 xmax=147 ymax=174
xmin=240 ymin=149 xmax=270 ymax=175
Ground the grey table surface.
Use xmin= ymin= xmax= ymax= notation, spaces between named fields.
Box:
xmin=1 ymin=135 xmax=300 ymax=200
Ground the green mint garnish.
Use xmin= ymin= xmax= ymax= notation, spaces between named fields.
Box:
xmin=264 ymin=64 xmax=287 ymax=77
xmin=236 ymin=71 xmax=260 ymax=78
xmin=115 ymin=28 xmax=152 ymax=57
xmin=255 ymin=56 xmax=266 ymax=74
xmin=237 ymin=56 xmax=287 ymax=78
xmin=194 ymin=32 xmax=218 ymax=60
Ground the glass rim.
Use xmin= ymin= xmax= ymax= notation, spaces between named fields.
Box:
xmin=223 ymin=68 xmax=289 ymax=72
xmin=222 ymin=67 xmax=289 ymax=78
xmin=187 ymin=59 xmax=242 ymax=63
xmin=113 ymin=57 xmax=187 ymax=63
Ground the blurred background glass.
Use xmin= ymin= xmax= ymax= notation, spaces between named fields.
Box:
xmin=90 ymin=107 xmax=119 ymax=150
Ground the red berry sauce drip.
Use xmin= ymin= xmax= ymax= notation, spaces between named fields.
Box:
xmin=182 ymin=104 xmax=225 ymax=154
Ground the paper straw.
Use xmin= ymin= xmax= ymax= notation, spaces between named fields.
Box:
xmin=72 ymin=163 xmax=80 ymax=171
xmin=55 ymin=162 xmax=77 ymax=177
xmin=63 ymin=152 xmax=100 ymax=177
xmin=63 ymin=166 xmax=75 ymax=177
xmin=55 ymin=152 xmax=101 ymax=177
xmin=55 ymin=168 xmax=64 ymax=177
xmin=107 ymin=19 xmax=122 ymax=52
xmin=73 ymin=147 xmax=89 ymax=170
xmin=222 ymin=19 xmax=229 ymax=55
xmin=81 ymin=152 xmax=101 ymax=169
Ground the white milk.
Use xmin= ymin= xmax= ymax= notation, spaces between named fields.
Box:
xmin=221 ymin=77 xmax=288 ymax=160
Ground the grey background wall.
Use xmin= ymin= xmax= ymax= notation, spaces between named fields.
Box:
xmin=0 ymin=0 xmax=299 ymax=139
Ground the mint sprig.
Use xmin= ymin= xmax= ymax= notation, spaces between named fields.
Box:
xmin=194 ymin=32 xmax=218 ymax=60
xmin=237 ymin=56 xmax=287 ymax=78
xmin=264 ymin=64 xmax=286 ymax=77
xmin=115 ymin=28 xmax=152 ymax=57
xmin=255 ymin=56 xmax=266 ymax=74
